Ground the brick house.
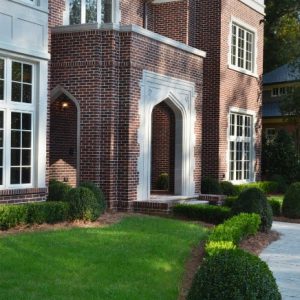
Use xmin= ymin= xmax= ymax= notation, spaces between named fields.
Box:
xmin=263 ymin=62 xmax=300 ymax=141
xmin=0 ymin=0 xmax=264 ymax=211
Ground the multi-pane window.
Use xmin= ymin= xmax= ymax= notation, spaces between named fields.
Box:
xmin=229 ymin=113 xmax=253 ymax=182
xmin=69 ymin=0 xmax=113 ymax=25
xmin=0 ymin=57 xmax=35 ymax=188
xmin=231 ymin=23 xmax=255 ymax=73
xmin=265 ymin=128 xmax=276 ymax=141
xmin=271 ymin=86 xmax=294 ymax=97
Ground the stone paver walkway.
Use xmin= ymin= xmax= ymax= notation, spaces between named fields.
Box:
xmin=260 ymin=222 xmax=300 ymax=299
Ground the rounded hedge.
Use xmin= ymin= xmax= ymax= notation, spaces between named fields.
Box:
xmin=66 ymin=187 xmax=101 ymax=221
xmin=187 ymin=249 xmax=281 ymax=300
xmin=220 ymin=181 xmax=238 ymax=196
xmin=48 ymin=179 xmax=71 ymax=202
xmin=201 ymin=178 xmax=222 ymax=195
xmin=232 ymin=188 xmax=273 ymax=232
xmin=282 ymin=182 xmax=300 ymax=219
xmin=80 ymin=182 xmax=106 ymax=215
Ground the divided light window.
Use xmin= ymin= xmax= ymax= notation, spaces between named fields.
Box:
xmin=231 ymin=23 xmax=255 ymax=73
xmin=69 ymin=0 xmax=113 ymax=25
xmin=0 ymin=57 xmax=35 ymax=188
xmin=229 ymin=113 xmax=253 ymax=182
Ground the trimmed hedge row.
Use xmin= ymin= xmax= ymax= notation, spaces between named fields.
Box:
xmin=173 ymin=204 xmax=231 ymax=224
xmin=0 ymin=202 xmax=69 ymax=230
xmin=234 ymin=181 xmax=279 ymax=195
xmin=205 ymin=213 xmax=261 ymax=257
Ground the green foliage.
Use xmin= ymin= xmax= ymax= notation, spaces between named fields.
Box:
xmin=156 ymin=173 xmax=169 ymax=190
xmin=48 ymin=179 xmax=72 ymax=202
xmin=268 ymin=198 xmax=282 ymax=217
xmin=224 ymin=196 xmax=238 ymax=208
xmin=220 ymin=181 xmax=238 ymax=196
xmin=26 ymin=202 xmax=69 ymax=224
xmin=0 ymin=205 xmax=27 ymax=230
xmin=66 ymin=187 xmax=101 ymax=221
xmin=232 ymin=188 xmax=273 ymax=232
xmin=80 ymin=182 xmax=106 ymax=214
xmin=0 ymin=202 xmax=69 ymax=230
xmin=264 ymin=0 xmax=300 ymax=72
xmin=201 ymin=177 xmax=222 ymax=195
xmin=282 ymin=182 xmax=300 ymax=218
xmin=187 ymin=249 xmax=281 ymax=300
xmin=205 ymin=213 xmax=261 ymax=257
xmin=270 ymin=174 xmax=288 ymax=193
xmin=173 ymin=204 xmax=231 ymax=224
xmin=234 ymin=181 xmax=279 ymax=195
xmin=262 ymin=130 xmax=298 ymax=182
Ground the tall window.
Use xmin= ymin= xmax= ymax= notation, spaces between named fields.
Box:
xmin=229 ymin=112 xmax=253 ymax=182
xmin=68 ymin=0 xmax=113 ymax=25
xmin=231 ymin=23 xmax=255 ymax=73
xmin=0 ymin=57 xmax=35 ymax=188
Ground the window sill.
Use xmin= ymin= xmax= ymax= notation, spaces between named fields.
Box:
xmin=228 ymin=64 xmax=258 ymax=78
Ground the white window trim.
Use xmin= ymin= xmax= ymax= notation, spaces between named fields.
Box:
xmin=265 ymin=128 xmax=276 ymax=140
xmin=0 ymin=52 xmax=47 ymax=190
xmin=64 ymin=0 xmax=121 ymax=25
xmin=226 ymin=107 xmax=257 ymax=184
xmin=228 ymin=16 xmax=258 ymax=78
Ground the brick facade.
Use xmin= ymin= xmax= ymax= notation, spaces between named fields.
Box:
xmin=151 ymin=102 xmax=175 ymax=193
xmin=1 ymin=0 xmax=264 ymax=207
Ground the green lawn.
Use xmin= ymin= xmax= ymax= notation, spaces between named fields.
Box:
xmin=0 ymin=216 xmax=207 ymax=300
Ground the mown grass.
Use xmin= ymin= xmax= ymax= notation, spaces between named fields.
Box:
xmin=0 ymin=216 xmax=207 ymax=300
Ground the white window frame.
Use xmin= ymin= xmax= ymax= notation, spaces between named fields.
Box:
xmin=0 ymin=56 xmax=36 ymax=190
xmin=265 ymin=128 xmax=276 ymax=141
xmin=228 ymin=17 xmax=258 ymax=77
xmin=227 ymin=107 xmax=256 ymax=184
xmin=64 ymin=0 xmax=121 ymax=25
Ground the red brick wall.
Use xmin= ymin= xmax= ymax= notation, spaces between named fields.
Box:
xmin=121 ymin=0 xmax=144 ymax=26
xmin=195 ymin=0 xmax=263 ymax=182
xmin=49 ymin=97 xmax=78 ymax=187
xmin=151 ymin=102 xmax=175 ymax=193
xmin=150 ymin=1 xmax=189 ymax=44
xmin=50 ymin=28 xmax=203 ymax=209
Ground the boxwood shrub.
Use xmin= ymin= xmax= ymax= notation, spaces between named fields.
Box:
xmin=201 ymin=177 xmax=223 ymax=195
xmin=282 ymin=182 xmax=300 ymax=218
xmin=205 ymin=213 xmax=261 ymax=257
xmin=0 ymin=201 xmax=69 ymax=230
xmin=224 ymin=196 xmax=238 ymax=208
xmin=79 ymin=182 xmax=106 ymax=215
xmin=232 ymin=188 xmax=273 ymax=232
xmin=66 ymin=187 xmax=101 ymax=221
xmin=220 ymin=181 xmax=238 ymax=196
xmin=268 ymin=198 xmax=282 ymax=217
xmin=187 ymin=249 xmax=281 ymax=300
xmin=48 ymin=179 xmax=71 ymax=202
xmin=173 ymin=204 xmax=231 ymax=224
xmin=234 ymin=181 xmax=279 ymax=195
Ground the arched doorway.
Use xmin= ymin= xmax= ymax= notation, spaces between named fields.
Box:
xmin=49 ymin=87 xmax=80 ymax=187
xmin=151 ymin=101 xmax=176 ymax=194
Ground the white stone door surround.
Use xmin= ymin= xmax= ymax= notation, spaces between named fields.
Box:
xmin=137 ymin=70 xmax=197 ymax=201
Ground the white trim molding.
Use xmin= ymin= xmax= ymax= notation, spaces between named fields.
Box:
xmin=239 ymin=0 xmax=265 ymax=16
xmin=137 ymin=70 xmax=197 ymax=201
xmin=226 ymin=106 xmax=257 ymax=184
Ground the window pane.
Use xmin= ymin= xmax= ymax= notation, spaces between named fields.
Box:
xmin=22 ymin=113 xmax=31 ymax=130
xmin=102 ymin=0 xmax=112 ymax=23
xmin=70 ymin=0 xmax=81 ymax=25
xmin=23 ymin=64 xmax=32 ymax=84
xmin=11 ymin=131 xmax=21 ymax=147
xmin=0 ymin=132 xmax=3 ymax=148
xmin=0 ymin=168 xmax=2 ymax=185
xmin=0 ymin=150 xmax=2 ymax=167
xmin=12 ymin=82 xmax=21 ymax=102
xmin=22 ymin=150 xmax=31 ymax=166
xmin=0 ymin=111 xmax=3 ymax=129
xmin=0 ymin=59 xmax=4 ymax=79
xmin=22 ymin=132 xmax=31 ymax=148
xmin=11 ymin=113 xmax=21 ymax=129
xmin=11 ymin=167 xmax=20 ymax=184
xmin=86 ymin=0 xmax=97 ymax=23
xmin=0 ymin=80 xmax=3 ymax=100
xmin=22 ymin=167 xmax=31 ymax=184
xmin=12 ymin=62 xmax=22 ymax=81
xmin=11 ymin=149 xmax=21 ymax=166
xmin=23 ymin=84 xmax=32 ymax=103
